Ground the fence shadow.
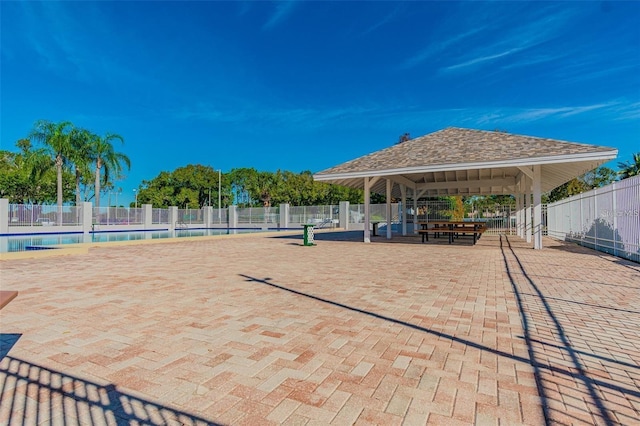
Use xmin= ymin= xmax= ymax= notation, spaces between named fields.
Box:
xmin=239 ymin=273 xmax=640 ymax=425
xmin=0 ymin=355 xmax=222 ymax=426
xmin=500 ymin=235 xmax=634 ymax=426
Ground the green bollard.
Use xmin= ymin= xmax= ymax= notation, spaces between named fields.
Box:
xmin=303 ymin=224 xmax=316 ymax=246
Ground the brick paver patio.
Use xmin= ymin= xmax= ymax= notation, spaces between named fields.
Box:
xmin=1 ymin=232 xmax=639 ymax=425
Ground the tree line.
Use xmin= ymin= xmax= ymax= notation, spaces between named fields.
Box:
xmin=1 ymin=121 xmax=639 ymax=209
xmin=135 ymin=165 xmax=366 ymax=208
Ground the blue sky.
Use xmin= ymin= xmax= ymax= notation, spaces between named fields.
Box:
xmin=1 ymin=1 xmax=639 ymax=205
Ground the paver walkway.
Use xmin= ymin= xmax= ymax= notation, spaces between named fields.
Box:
xmin=1 ymin=232 xmax=639 ymax=425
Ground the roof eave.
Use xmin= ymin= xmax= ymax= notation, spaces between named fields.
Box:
xmin=313 ymin=149 xmax=618 ymax=181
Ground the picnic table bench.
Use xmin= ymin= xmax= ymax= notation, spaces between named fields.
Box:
xmin=0 ymin=291 xmax=18 ymax=310
xmin=417 ymin=221 xmax=487 ymax=245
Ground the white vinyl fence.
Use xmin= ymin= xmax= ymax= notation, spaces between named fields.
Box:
xmin=93 ymin=207 xmax=143 ymax=225
xmin=289 ymin=205 xmax=338 ymax=226
xmin=8 ymin=204 xmax=82 ymax=226
xmin=348 ymin=203 xmax=401 ymax=224
xmin=177 ymin=208 xmax=205 ymax=225
xmin=236 ymin=206 xmax=279 ymax=225
xmin=547 ymin=175 xmax=640 ymax=263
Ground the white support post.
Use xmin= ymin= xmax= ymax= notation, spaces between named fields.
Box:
xmin=515 ymin=177 xmax=522 ymax=238
xmin=203 ymin=206 xmax=212 ymax=228
xmin=168 ymin=206 xmax=178 ymax=231
xmin=279 ymin=203 xmax=289 ymax=229
xmin=386 ymin=179 xmax=392 ymax=239
xmin=0 ymin=199 xmax=7 ymax=252
xmin=525 ymin=182 xmax=532 ymax=243
xmin=364 ymin=177 xmax=371 ymax=243
xmin=518 ymin=193 xmax=524 ymax=238
xmin=400 ymin=185 xmax=407 ymax=236
xmin=533 ymin=165 xmax=542 ymax=249
xmin=413 ymin=184 xmax=419 ymax=234
xmin=0 ymin=199 xmax=8 ymax=235
xmin=515 ymin=193 xmax=521 ymax=238
xmin=143 ymin=204 xmax=153 ymax=229
xmin=228 ymin=205 xmax=238 ymax=231
xmin=339 ymin=201 xmax=349 ymax=230
xmin=82 ymin=202 xmax=93 ymax=233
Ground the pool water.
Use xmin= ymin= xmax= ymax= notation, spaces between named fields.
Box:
xmin=0 ymin=229 xmax=269 ymax=253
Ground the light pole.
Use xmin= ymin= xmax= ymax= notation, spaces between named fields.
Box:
xmin=133 ymin=189 xmax=138 ymax=208
xmin=218 ymin=169 xmax=222 ymax=222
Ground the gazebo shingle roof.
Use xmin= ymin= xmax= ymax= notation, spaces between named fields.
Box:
xmin=315 ymin=127 xmax=615 ymax=176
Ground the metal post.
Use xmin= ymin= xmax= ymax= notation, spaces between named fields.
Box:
xmin=218 ymin=169 xmax=222 ymax=223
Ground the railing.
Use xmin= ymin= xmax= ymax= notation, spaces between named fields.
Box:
xmin=348 ymin=203 xmax=401 ymax=224
xmin=547 ymin=176 xmax=640 ymax=263
xmin=349 ymin=204 xmax=365 ymax=223
xmin=289 ymin=205 xmax=338 ymax=225
xmin=93 ymin=207 xmax=143 ymax=226
xmin=211 ymin=208 xmax=227 ymax=225
xmin=237 ymin=206 xmax=279 ymax=224
xmin=8 ymin=204 xmax=81 ymax=226
xmin=177 ymin=208 xmax=204 ymax=225
xmin=152 ymin=208 xmax=169 ymax=224
xmin=415 ymin=200 xmax=454 ymax=222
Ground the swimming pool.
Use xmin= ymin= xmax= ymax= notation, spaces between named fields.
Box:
xmin=0 ymin=229 xmax=272 ymax=253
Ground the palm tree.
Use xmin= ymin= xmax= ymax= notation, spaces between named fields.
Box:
xmin=30 ymin=120 xmax=74 ymax=223
xmin=69 ymin=128 xmax=95 ymax=207
xmin=90 ymin=133 xmax=130 ymax=209
xmin=20 ymin=143 xmax=54 ymax=204
xmin=618 ymin=153 xmax=640 ymax=180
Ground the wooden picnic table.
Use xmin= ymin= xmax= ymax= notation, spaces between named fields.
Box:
xmin=417 ymin=221 xmax=487 ymax=244
xmin=0 ymin=291 xmax=18 ymax=310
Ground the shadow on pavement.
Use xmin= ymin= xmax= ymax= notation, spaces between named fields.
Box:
xmin=0 ymin=355 xmax=222 ymax=426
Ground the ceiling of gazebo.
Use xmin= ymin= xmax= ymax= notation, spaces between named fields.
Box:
xmin=313 ymin=127 xmax=618 ymax=197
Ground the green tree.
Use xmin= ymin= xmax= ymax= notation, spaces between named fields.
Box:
xmin=618 ymin=152 xmax=640 ymax=179
xmin=251 ymin=171 xmax=279 ymax=207
xmin=227 ymin=167 xmax=259 ymax=207
xmin=30 ymin=120 xmax=75 ymax=221
xmin=137 ymin=165 xmax=222 ymax=208
xmin=582 ymin=166 xmax=617 ymax=188
xmin=137 ymin=166 xmax=364 ymax=208
xmin=69 ymin=128 xmax=94 ymax=206
xmin=0 ymin=139 xmax=68 ymax=204
xmin=90 ymin=132 xmax=130 ymax=209
xmin=545 ymin=166 xmax=617 ymax=203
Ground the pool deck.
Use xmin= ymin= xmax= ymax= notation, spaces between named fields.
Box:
xmin=1 ymin=231 xmax=639 ymax=425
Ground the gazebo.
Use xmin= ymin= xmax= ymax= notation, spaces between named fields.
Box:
xmin=313 ymin=127 xmax=618 ymax=249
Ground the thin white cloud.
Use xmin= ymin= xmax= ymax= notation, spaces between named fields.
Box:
xmin=358 ymin=6 xmax=401 ymax=38
xmin=438 ymin=6 xmax=575 ymax=74
xmin=468 ymin=101 xmax=640 ymax=126
xmin=610 ymin=102 xmax=640 ymax=121
xmin=506 ymin=104 xmax=612 ymax=122
xmin=263 ymin=1 xmax=297 ymax=30
xmin=173 ymin=101 xmax=380 ymax=130
xmin=499 ymin=54 xmax=563 ymax=70
xmin=172 ymin=96 xmax=638 ymax=134
xmin=401 ymin=27 xmax=485 ymax=69
xmin=363 ymin=101 xmax=636 ymax=130
xmin=443 ymin=48 xmax=523 ymax=72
